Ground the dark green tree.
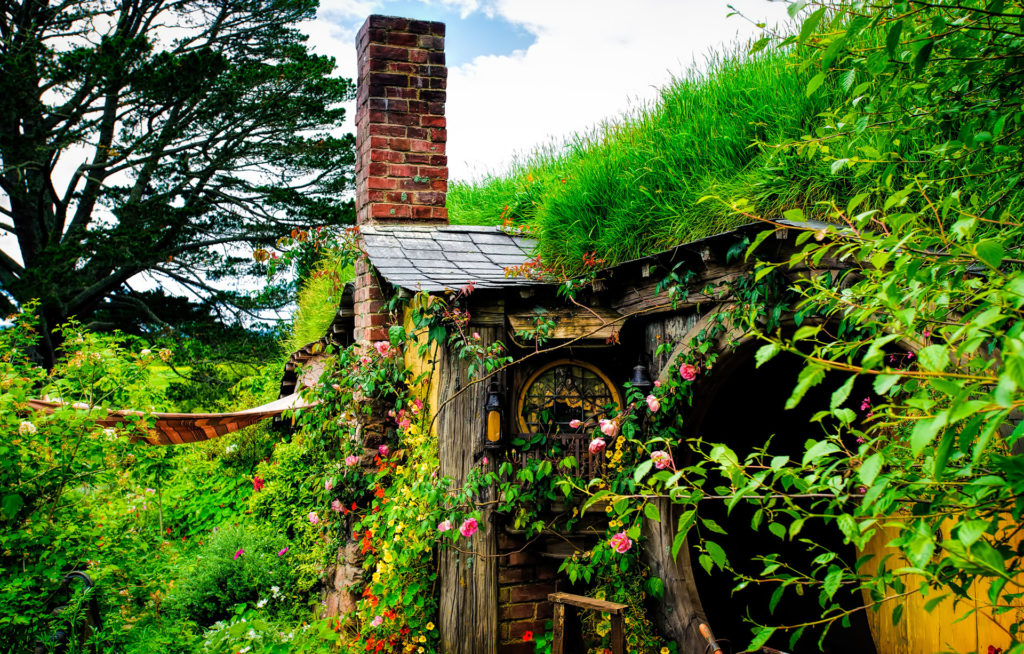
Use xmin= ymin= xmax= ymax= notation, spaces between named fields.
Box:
xmin=0 ymin=0 xmax=356 ymax=365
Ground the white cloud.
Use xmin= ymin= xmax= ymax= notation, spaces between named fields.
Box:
xmin=306 ymin=1 xmax=792 ymax=182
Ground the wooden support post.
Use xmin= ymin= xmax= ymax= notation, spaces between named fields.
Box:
xmin=549 ymin=592 xmax=628 ymax=654
xmin=552 ymin=602 xmax=565 ymax=654
xmin=610 ymin=613 xmax=625 ymax=653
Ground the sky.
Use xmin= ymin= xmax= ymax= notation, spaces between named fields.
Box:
xmin=306 ymin=0 xmax=793 ymax=181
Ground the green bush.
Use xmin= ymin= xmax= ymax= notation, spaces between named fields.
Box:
xmin=169 ymin=524 xmax=296 ymax=626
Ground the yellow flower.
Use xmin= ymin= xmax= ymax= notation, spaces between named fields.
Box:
xmin=418 ymin=635 xmax=426 ymax=643
xmin=426 ymin=622 xmax=434 ymax=631
xmin=661 ymin=648 xmax=670 ymax=654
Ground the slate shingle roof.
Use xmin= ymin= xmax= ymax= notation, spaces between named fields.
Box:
xmin=360 ymin=224 xmax=539 ymax=292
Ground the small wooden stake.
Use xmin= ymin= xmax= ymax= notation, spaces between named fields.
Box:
xmin=551 ymin=602 xmax=565 ymax=654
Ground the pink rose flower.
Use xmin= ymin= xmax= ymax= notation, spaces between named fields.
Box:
xmin=331 ymin=383 xmax=341 ymax=391
xmin=373 ymin=341 xmax=390 ymax=357
xmin=589 ymin=438 xmax=607 ymax=454
xmin=324 ymin=478 xmax=334 ymax=491
xmin=645 ymin=394 xmax=660 ymax=412
xmin=345 ymin=455 xmax=359 ymax=467
xmin=233 ymin=548 xmax=244 ymax=560
xmin=459 ymin=518 xmax=479 ymax=538
xmin=411 ymin=399 xmax=423 ymax=414
xmin=378 ymin=444 xmax=389 ymax=457
xmin=371 ymin=615 xmax=383 ymax=627
xmin=277 ymin=547 xmax=289 ymax=556
xmin=359 ymin=355 xmax=372 ymax=365
xmin=651 ymin=450 xmax=673 ymax=470
xmin=481 ymin=456 xmax=488 ymax=465
xmin=437 ymin=519 xmax=452 ymax=532
xmin=569 ymin=419 xmax=582 ymax=429
xmin=308 ymin=511 xmax=319 ymax=525
xmin=609 ymin=531 xmax=632 ymax=554
xmin=679 ymin=362 xmax=698 ymax=381
xmin=331 ymin=499 xmax=344 ymax=512
xmin=599 ymin=418 xmax=618 ymax=437
xmin=472 ymin=332 xmax=480 ymax=340
xmin=398 ymin=418 xmax=411 ymax=430
xmin=654 ymin=380 xmax=662 ymax=388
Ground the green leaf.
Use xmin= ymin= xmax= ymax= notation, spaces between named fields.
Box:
xmin=1 ymin=494 xmax=23 ymax=520
xmin=787 ymin=363 xmax=826 ymax=409
xmin=633 ymin=459 xmax=654 ymax=484
xmin=885 ymin=20 xmax=904 ymax=58
xmin=916 ymin=344 xmax=948 ymax=372
xmin=706 ymin=541 xmax=727 ymax=569
xmin=647 ymin=575 xmax=665 ymax=599
xmin=823 ymin=566 xmax=843 ymax=599
xmin=769 ymin=522 xmax=786 ymax=539
xmin=643 ymin=503 xmax=660 ymax=522
xmin=858 ymin=453 xmax=884 ymax=487
xmin=975 ymin=239 xmax=1005 ymax=268
xmin=831 ymin=375 xmax=856 ymax=410
xmin=956 ymin=520 xmax=988 ymax=547
xmin=805 ymin=72 xmax=826 ymax=97
xmin=873 ymin=373 xmax=900 ymax=395
xmin=702 ymin=518 xmax=728 ymax=535
xmin=911 ymin=412 xmax=948 ymax=456
xmin=783 ymin=208 xmax=805 ymax=222
xmin=748 ymin=627 xmax=776 ymax=651
xmin=803 ymin=439 xmax=841 ymax=466
xmin=755 ymin=343 xmax=781 ymax=368
xmin=799 ymin=8 xmax=827 ymax=43
xmin=913 ymin=39 xmax=934 ymax=74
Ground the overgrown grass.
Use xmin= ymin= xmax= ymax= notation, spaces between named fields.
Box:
xmin=283 ymin=255 xmax=353 ymax=354
xmin=448 ymin=48 xmax=849 ymax=271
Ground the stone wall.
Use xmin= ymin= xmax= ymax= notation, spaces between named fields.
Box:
xmin=496 ymin=531 xmax=564 ymax=654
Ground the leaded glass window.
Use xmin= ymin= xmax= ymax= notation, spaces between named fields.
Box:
xmin=517 ymin=360 xmax=621 ymax=434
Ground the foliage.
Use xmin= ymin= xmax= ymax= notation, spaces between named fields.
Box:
xmin=284 ymin=252 xmax=354 ymax=354
xmin=0 ymin=0 xmax=356 ymax=365
xmin=169 ymin=524 xmax=296 ymax=627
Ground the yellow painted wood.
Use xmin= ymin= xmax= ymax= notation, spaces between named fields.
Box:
xmin=859 ymin=518 xmax=1023 ymax=654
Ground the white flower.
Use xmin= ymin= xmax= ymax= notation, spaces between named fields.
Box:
xmin=246 ymin=629 xmax=256 ymax=639
xmin=256 ymin=598 xmax=267 ymax=608
xmin=140 ymin=348 xmax=152 ymax=356
xmin=102 ymin=428 xmax=117 ymax=440
xmin=225 ymin=443 xmax=238 ymax=454
xmin=239 ymin=648 xmax=251 ymax=653
xmin=270 ymin=585 xmax=281 ymax=597
xmin=18 ymin=421 xmax=37 ymax=435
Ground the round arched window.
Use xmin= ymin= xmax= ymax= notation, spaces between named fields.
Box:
xmin=517 ymin=360 xmax=623 ymax=434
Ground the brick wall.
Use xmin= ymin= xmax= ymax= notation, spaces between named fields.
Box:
xmin=352 ymin=14 xmax=449 ymax=344
xmin=497 ymin=532 xmax=564 ymax=654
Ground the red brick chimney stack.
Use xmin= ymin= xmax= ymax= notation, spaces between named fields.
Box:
xmin=352 ymin=15 xmax=448 ymax=344
xmin=354 ymin=15 xmax=449 ymax=225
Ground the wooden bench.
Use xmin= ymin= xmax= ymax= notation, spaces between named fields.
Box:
xmin=548 ymin=592 xmax=629 ymax=654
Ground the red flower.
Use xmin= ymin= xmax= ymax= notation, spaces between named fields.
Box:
xmin=988 ymin=647 xmax=1003 ymax=654
xmin=252 ymin=476 xmax=265 ymax=491
xmin=522 ymin=631 xmax=534 ymax=642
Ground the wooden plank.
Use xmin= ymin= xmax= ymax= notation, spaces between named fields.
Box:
xmin=437 ymin=326 xmax=500 ymax=654
xmin=508 ymin=307 xmax=623 ymax=343
xmin=548 ymin=592 xmax=627 ymax=614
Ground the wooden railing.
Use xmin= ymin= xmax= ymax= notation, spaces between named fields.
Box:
xmin=548 ymin=592 xmax=627 ymax=654
xmin=513 ymin=432 xmax=608 ymax=479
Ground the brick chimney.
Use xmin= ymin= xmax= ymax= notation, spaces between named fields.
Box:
xmin=354 ymin=15 xmax=448 ymax=225
xmin=352 ymin=15 xmax=448 ymax=343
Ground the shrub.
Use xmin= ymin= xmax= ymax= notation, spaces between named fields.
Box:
xmin=169 ymin=524 xmax=296 ymax=626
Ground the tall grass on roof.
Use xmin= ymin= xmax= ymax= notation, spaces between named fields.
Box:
xmin=283 ymin=254 xmax=352 ymax=354
xmin=449 ymin=49 xmax=842 ymax=270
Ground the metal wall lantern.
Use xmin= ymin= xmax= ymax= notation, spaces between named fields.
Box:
xmin=483 ymin=380 xmax=505 ymax=450
xmin=628 ymin=361 xmax=653 ymax=393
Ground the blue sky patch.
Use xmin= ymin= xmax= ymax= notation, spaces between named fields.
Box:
xmin=363 ymin=1 xmax=533 ymax=66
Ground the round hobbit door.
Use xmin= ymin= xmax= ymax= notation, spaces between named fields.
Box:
xmin=517 ymin=359 xmax=623 ymax=434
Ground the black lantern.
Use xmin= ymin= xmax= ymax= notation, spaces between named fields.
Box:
xmin=628 ymin=361 xmax=653 ymax=393
xmin=483 ymin=380 xmax=505 ymax=450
